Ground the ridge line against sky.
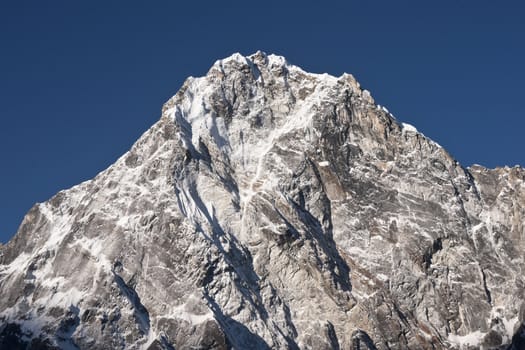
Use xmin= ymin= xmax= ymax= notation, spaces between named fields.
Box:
xmin=0 ymin=0 xmax=524 ymax=243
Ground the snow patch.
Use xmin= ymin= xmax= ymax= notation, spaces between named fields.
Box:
xmin=401 ymin=122 xmax=418 ymax=133
xmin=217 ymin=52 xmax=246 ymax=66
xmin=431 ymin=140 xmax=443 ymax=149
xmin=0 ymin=252 xmax=31 ymax=276
xmin=267 ymin=53 xmax=287 ymax=67
xmin=171 ymin=304 xmax=213 ymax=325
xmin=502 ymin=316 xmax=519 ymax=343
xmin=448 ymin=331 xmax=485 ymax=348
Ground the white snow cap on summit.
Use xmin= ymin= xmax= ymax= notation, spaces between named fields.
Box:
xmin=266 ymin=53 xmax=288 ymax=66
xmin=217 ymin=52 xmax=247 ymax=65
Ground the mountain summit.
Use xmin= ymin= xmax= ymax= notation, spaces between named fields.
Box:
xmin=1 ymin=52 xmax=524 ymax=349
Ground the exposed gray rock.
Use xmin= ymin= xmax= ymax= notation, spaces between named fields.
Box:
xmin=1 ymin=51 xmax=524 ymax=349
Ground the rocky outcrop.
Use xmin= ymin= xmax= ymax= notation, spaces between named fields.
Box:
xmin=1 ymin=52 xmax=524 ymax=349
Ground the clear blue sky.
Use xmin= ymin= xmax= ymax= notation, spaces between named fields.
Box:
xmin=1 ymin=1 xmax=524 ymax=243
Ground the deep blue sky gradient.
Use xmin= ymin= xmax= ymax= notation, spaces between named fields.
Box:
xmin=1 ymin=1 xmax=524 ymax=242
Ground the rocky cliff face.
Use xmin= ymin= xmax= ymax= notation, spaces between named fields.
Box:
xmin=1 ymin=52 xmax=524 ymax=350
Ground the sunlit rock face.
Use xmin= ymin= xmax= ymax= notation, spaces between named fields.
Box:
xmin=1 ymin=52 xmax=524 ymax=350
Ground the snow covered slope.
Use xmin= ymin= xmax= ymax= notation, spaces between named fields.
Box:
xmin=1 ymin=52 xmax=524 ymax=349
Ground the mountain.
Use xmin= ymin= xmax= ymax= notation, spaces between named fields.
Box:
xmin=1 ymin=51 xmax=524 ymax=350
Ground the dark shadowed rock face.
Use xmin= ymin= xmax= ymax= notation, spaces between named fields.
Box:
xmin=1 ymin=52 xmax=524 ymax=349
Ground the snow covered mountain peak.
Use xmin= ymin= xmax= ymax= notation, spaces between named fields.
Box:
xmin=1 ymin=53 xmax=525 ymax=350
